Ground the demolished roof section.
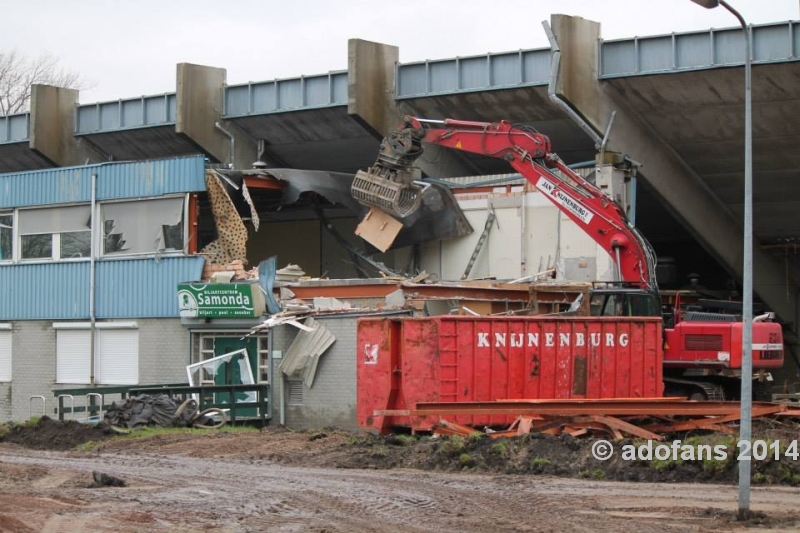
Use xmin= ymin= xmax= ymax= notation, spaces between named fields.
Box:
xmin=221 ymin=168 xmax=473 ymax=250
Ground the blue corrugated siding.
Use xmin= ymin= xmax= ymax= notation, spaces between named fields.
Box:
xmin=96 ymin=156 xmax=206 ymax=200
xmin=0 ymin=263 xmax=89 ymax=320
xmin=0 ymin=167 xmax=94 ymax=208
xmin=94 ymin=256 xmax=205 ymax=318
xmin=0 ymin=256 xmax=204 ymax=320
xmin=0 ymin=155 xmax=206 ymax=208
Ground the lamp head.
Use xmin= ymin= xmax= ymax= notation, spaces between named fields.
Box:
xmin=689 ymin=0 xmax=720 ymax=7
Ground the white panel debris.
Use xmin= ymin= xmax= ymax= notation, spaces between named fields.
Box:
xmin=279 ymin=318 xmax=335 ymax=388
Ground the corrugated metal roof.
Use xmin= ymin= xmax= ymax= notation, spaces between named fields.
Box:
xmin=94 ymin=256 xmax=205 ymax=318
xmin=0 ymin=155 xmax=206 ymax=208
xmin=0 ymin=256 xmax=204 ymax=320
xmin=0 ymin=262 xmax=89 ymax=320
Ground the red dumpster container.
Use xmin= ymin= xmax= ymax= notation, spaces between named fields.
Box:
xmin=357 ymin=316 xmax=663 ymax=432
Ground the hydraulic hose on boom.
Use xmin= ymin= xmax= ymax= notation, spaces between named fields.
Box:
xmin=351 ymin=116 xmax=658 ymax=290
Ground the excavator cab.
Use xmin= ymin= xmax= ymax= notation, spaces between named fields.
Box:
xmin=589 ymin=289 xmax=661 ymax=318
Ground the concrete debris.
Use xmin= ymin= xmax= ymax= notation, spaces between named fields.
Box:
xmin=276 ymin=264 xmax=306 ymax=282
xmin=384 ymin=289 xmax=405 ymax=309
xmin=313 ymin=297 xmax=349 ymax=311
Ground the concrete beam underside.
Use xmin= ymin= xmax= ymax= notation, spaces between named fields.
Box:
xmin=550 ymin=15 xmax=798 ymax=334
xmin=347 ymin=38 xmax=474 ymax=178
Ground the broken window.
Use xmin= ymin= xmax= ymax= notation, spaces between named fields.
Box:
xmin=0 ymin=214 xmax=11 ymax=261
xmin=19 ymin=205 xmax=91 ymax=260
xmin=101 ymin=197 xmax=185 ymax=256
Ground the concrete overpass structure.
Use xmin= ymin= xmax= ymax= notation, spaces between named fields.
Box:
xmin=1 ymin=15 xmax=799 ymax=336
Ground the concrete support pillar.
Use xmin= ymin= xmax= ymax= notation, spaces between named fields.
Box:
xmin=347 ymin=38 xmax=473 ymax=178
xmin=176 ymin=63 xmax=255 ymax=169
xmin=550 ymin=14 xmax=797 ymax=330
xmin=29 ymin=84 xmax=105 ymax=165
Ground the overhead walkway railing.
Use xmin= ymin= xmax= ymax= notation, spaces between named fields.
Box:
xmin=0 ymin=113 xmax=29 ymax=144
xmin=223 ymin=71 xmax=348 ymax=118
xmin=396 ymin=48 xmax=551 ymax=98
xmin=600 ymin=20 xmax=800 ymax=78
xmin=75 ymin=93 xmax=177 ymax=135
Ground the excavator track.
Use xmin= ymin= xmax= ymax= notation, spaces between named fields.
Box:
xmin=664 ymin=377 xmax=725 ymax=401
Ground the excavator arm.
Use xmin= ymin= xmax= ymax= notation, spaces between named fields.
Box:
xmin=352 ymin=116 xmax=657 ymax=289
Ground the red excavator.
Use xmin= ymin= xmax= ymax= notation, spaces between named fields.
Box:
xmin=351 ymin=116 xmax=783 ymax=399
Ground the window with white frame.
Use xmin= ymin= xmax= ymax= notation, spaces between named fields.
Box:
xmin=101 ymin=197 xmax=185 ymax=256
xmin=0 ymin=213 xmax=12 ymax=261
xmin=55 ymin=324 xmax=139 ymax=385
xmin=19 ymin=205 xmax=91 ymax=260
xmin=0 ymin=326 xmax=12 ymax=382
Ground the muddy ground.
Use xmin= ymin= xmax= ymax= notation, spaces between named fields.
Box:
xmin=0 ymin=417 xmax=799 ymax=532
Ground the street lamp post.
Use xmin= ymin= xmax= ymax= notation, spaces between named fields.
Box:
xmin=689 ymin=0 xmax=753 ymax=520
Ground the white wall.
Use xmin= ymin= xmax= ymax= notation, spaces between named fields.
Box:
xmin=419 ymin=188 xmax=616 ymax=282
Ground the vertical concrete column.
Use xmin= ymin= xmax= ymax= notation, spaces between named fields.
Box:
xmin=29 ymin=84 xmax=105 ymax=166
xmin=550 ymin=14 xmax=796 ymax=328
xmin=176 ymin=63 xmax=255 ymax=168
xmin=347 ymin=39 xmax=473 ymax=178
xmin=348 ymin=39 xmax=399 ymax=136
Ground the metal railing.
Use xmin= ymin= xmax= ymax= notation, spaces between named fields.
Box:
xmin=51 ymin=383 xmax=271 ymax=427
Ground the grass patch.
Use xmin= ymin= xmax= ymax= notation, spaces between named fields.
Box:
xmin=439 ymin=436 xmax=466 ymax=456
xmin=531 ymin=457 xmax=552 ymax=468
xmin=490 ymin=441 xmax=509 ymax=457
xmin=72 ymin=425 xmax=260 ymax=452
xmin=459 ymin=453 xmax=475 ymax=467
xmin=579 ymin=469 xmax=605 ymax=480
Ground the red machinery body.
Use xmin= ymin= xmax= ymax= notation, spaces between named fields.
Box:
xmin=665 ymin=320 xmax=784 ymax=370
xmin=353 ymin=116 xmax=783 ymax=374
xmin=357 ymin=316 xmax=663 ymax=432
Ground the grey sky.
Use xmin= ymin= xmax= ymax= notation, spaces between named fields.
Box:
xmin=4 ymin=0 xmax=798 ymax=103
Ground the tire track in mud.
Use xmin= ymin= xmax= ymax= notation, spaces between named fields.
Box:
xmin=0 ymin=450 xmax=796 ymax=533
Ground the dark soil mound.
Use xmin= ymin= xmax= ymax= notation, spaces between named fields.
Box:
xmin=1 ymin=416 xmax=112 ymax=450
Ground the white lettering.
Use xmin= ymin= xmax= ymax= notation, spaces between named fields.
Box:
xmin=590 ymin=333 xmax=601 ymax=347
xmin=559 ymin=333 xmax=570 ymax=347
xmin=528 ymin=333 xmax=539 ymax=347
xmin=478 ymin=333 xmax=489 ymax=348
xmin=475 ymin=331 xmax=632 ymax=349
xmin=495 ymin=333 xmax=506 ymax=347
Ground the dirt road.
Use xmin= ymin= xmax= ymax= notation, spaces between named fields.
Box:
xmin=0 ymin=443 xmax=799 ymax=533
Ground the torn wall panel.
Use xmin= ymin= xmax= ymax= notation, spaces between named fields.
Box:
xmin=200 ymin=171 xmax=249 ymax=265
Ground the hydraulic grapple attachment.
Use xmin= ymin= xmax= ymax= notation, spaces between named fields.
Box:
xmin=351 ymin=127 xmax=427 ymax=219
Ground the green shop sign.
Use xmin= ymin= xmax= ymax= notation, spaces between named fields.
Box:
xmin=177 ymin=282 xmax=266 ymax=318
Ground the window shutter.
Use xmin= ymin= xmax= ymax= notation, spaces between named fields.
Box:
xmin=95 ymin=329 xmax=139 ymax=385
xmin=56 ymin=330 xmax=91 ymax=384
xmin=0 ymin=331 xmax=11 ymax=382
